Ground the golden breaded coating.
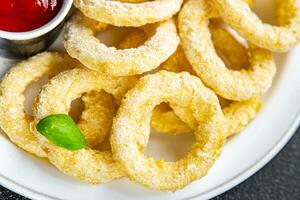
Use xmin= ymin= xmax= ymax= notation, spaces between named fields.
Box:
xmin=223 ymin=97 xmax=261 ymax=137
xmin=64 ymin=12 xmax=180 ymax=76
xmin=0 ymin=0 xmax=298 ymax=192
xmin=118 ymin=29 xmax=148 ymax=49
xmin=117 ymin=30 xmax=193 ymax=134
xmin=117 ymin=0 xmax=147 ymax=3
xmin=275 ymin=0 xmax=297 ymax=26
xmin=118 ymin=30 xmax=195 ymax=74
xmin=179 ymin=0 xmax=276 ymax=101
xmin=159 ymin=24 xmax=250 ymax=73
xmin=78 ymin=91 xmax=118 ymax=149
xmin=0 ymin=52 xmax=125 ymax=158
xmin=0 ymin=52 xmax=78 ymax=157
xmin=111 ymin=71 xmax=226 ymax=191
xmin=171 ymin=97 xmax=261 ymax=136
xmin=210 ymin=25 xmax=250 ymax=70
xmin=210 ymin=0 xmax=300 ymax=52
xmin=159 ymin=46 xmax=196 ymax=75
xmin=33 ymin=68 xmax=138 ymax=183
xmin=45 ymin=147 xmax=124 ymax=184
xmin=151 ymin=103 xmax=192 ymax=134
xmin=118 ymin=24 xmax=262 ymax=136
xmin=74 ymin=0 xmax=183 ymax=27
xmin=159 ymin=0 xmax=253 ymax=73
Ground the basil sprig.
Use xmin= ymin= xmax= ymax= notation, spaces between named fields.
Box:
xmin=36 ymin=114 xmax=87 ymax=150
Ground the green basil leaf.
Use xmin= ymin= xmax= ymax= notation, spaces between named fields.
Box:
xmin=36 ymin=114 xmax=87 ymax=150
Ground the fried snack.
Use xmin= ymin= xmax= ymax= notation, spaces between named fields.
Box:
xmin=117 ymin=0 xmax=147 ymax=3
xmin=171 ymin=97 xmax=261 ymax=137
xmin=210 ymin=0 xmax=300 ymax=52
xmin=244 ymin=0 xmax=255 ymax=7
xmin=74 ymin=0 xmax=183 ymax=27
xmin=159 ymin=0 xmax=254 ymax=73
xmin=118 ymin=26 xmax=261 ymax=136
xmin=64 ymin=12 xmax=180 ymax=76
xmin=159 ymin=46 xmax=196 ymax=74
xmin=78 ymin=91 xmax=118 ymax=149
xmin=210 ymin=25 xmax=250 ymax=71
xmin=33 ymin=68 xmax=138 ymax=183
xmin=0 ymin=52 xmax=79 ymax=158
xmin=118 ymin=30 xmax=193 ymax=134
xmin=118 ymin=29 xmax=148 ymax=50
xmin=151 ymin=102 xmax=192 ymax=134
xmin=118 ymin=25 xmax=250 ymax=78
xmin=223 ymin=98 xmax=261 ymax=137
xmin=159 ymin=25 xmax=250 ymax=73
xmin=178 ymin=0 xmax=276 ymax=101
xmin=111 ymin=71 xmax=226 ymax=191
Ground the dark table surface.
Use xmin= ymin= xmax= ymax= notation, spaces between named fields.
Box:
xmin=0 ymin=127 xmax=299 ymax=200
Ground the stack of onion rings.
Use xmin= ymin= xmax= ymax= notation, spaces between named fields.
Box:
xmin=2 ymin=0 xmax=299 ymax=192
xmin=0 ymin=52 xmax=77 ymax=157
xmin=33 ymin=68 xmax=138 ymax=183
xmin=0 ymin=52 xmax=125 ymax=158
xmin=117 ymin=24 xmax=262 ymax=136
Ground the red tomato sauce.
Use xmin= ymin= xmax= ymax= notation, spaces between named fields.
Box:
xmin=0 ymin=0 xmax=63 ymax=32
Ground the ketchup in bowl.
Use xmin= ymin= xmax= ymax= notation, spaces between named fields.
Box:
xmin=0 ymin=0 xmax=63 ymax=32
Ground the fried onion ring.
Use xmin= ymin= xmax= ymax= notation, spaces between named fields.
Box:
xmin=118 ymin=30 xmax=193 ymax=134
xmin=223 ymin=97 xmax=261 ymax=137
xmin=64 ymin=12 xmax=180 ymax=76
xmin=117 ymin=0 xmax=147 ymax=3
xmin=74 ymin=0 xmax=183 ymax=27
xmin=118 ymin=26 xmax=262 ymax=136
xmin=171 ymin=97 xmax=261 ymax=137
xmin=78 ymin=91 xmax=118 ymax=149
xmin=0 ymin=52 xmax=79 ymax=157
xmin=111 ymin=71 xmax=226 ymax=191
xmin=210 ymin=25 xmax=250 ymax=71
xmin=178 ymin=0 xmax=276 ymax=101
xmin=33 ymin=68 xmax=138 ymax=183
xmin=118 ymin=30 xmax=148 ymax=50
xmin=210 ymin=0 xmax=300 ymax=52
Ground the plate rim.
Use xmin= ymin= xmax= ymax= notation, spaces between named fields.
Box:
xmin=190 ymin=107 xmax=300 ymax=200
xmin=0 ymin=108 xmax=299 ymax=200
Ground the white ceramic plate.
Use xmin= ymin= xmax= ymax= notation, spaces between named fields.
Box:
xmin=0 ymin=1 xmax=300 ymax=199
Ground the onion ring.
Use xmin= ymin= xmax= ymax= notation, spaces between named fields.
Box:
xmin=171 ymin=97 xmax=261 ymax=137
xmin=210 ymin=0 xmax=300 ymax=52
xmin=117 ymin=0 xmax=147 ymax=3
xmin=64 ymin=12 xmax=180 ymax=76
xmin=223 ymin=97 xmax=261 ymax=137
xmin=74 ymin=0 xmax=183 ymax=27
xmin=0 ymin=52 xmax=79 ymax=158
xmin=178 ymin=0 xmax=276 ymax=101
xmin=78 ymin=91 xmax=117 ymax=149
xmin=0 ymin=52 xmax=119 ymax=157
xmin=118 ymin=30 xmax=148 ymax=50
xmin=162 ymin=25 xmax=261 ymax=134
xmin=33 ymin=68 xmax=137 ymax=183
xmin=118 ymin=30 xmax=193 ymax=134
xmin=151 ymin=102 xmax=192 ymax=134
xmin=118 ymin=24 xmax=250 ymax=75
xmin=111 ymin=71 xmax=226 ymax=191
xmin=210 ymin=25 xmax=250 ymax=71
xmin=118 ymin=26 xmax=262 ymax=136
